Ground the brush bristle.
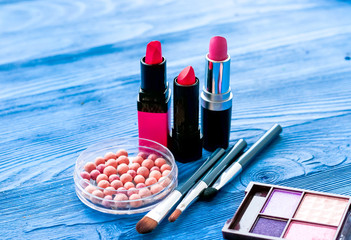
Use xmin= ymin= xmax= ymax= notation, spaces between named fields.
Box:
xmin=199 ymin=187 xmax=218 ymax=201
xmin=136 ymin=216 xmax=158 ymax=234
xmin=168 ymin=209 xmax=182 ymax=222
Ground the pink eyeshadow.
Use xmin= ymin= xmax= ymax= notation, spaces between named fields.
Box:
xmin=294 ymin=193 xmax=348 ymax=226
xmin=262 ymin=189 xmax=301 ymax=218
xmin=284 ymin=221 xmax=337 ymax=240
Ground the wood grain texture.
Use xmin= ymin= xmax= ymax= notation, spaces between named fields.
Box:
xmin=1 ymin=0 xmax=351 ymax=239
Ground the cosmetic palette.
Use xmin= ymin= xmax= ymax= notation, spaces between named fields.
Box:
xmin=222 ymin=182 xmax=351 ymax=240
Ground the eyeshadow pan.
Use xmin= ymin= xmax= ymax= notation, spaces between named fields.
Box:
xmin=284 ymin=221 xmax=337 ymax=240
xmin=251 ymin=217 xmax=286 ymax=237
xmin=261 ymin=189 xmax=301 ymax=218
xmin=294 ymin=193 xmax=348 ymax=226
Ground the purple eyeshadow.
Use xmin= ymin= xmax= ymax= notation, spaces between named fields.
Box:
xmin=262 ymin=189 xmax=301 ymax=218
xmin=251 ymin=217 xmax=286 ymax=237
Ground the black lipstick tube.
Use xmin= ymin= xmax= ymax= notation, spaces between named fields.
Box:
xmin=201 ymin=55 xmax=233 ymax=151
xmin=170 ymin=76 xmax=202 ymax=162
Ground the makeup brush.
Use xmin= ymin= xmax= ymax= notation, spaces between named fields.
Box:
xmin=168 ymin=139 xmax=247 ymax=222
xmin=201 ymin=124 xmax=282 ymax=201
xmin=136 ymin=148 xmax=226 ymax=234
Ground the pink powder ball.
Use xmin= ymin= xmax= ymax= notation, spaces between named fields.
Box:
xmin=114 ymin=193 xmax=128 ymax=208
xmin=134 ymin=175 xmax=145 ymax=184
xmin=90 ymin=169 xmax=101 ymax=181
xmin=117 ymin=156 xmax=129 ymax=165
xmin=117 ymin=163 xmax=129 ymax=175
xmin=145 ymin=177 xmax=157 ymax=186
xmin=80 ymin=171 xmax=90 ymax=180
xmin=139 ymin=188 xmax=152 ymax=198
xmin=142 ymin=159 xmax=154 ymax=169
xmin=116 ymin=149 xmax=128 ymax=158
xmin=132 ymin=156 xmax=144 ymax=165
xmin=150 ymin=166 xmax=160 ymax=172
xmin=162 ymin=170 xmax=171 ymax=177
xmin=137 ymin=166 xmax=149 ymax=178
xmin=117 ymin=187 xmax=128 ymax=196
xmin=85 ymin=185 xmax=97 ymax=194
xmin=148 ymin=154 xmax=158 ymax=161
xmin=84 ymin=162 xmax=96 ymax=173
xmin=96 ymin=173 xmax=108 ymax=183
xmin=96 ymin=164 xmax=106 ymax=173
xmin=151 ymin=184 xmax=164 ymax=194
xmin=104 ymin=151 xmax=117 ymax=160
xmin=124 ymin=182 xmax=135 ymax=190
xmin=120 ymin=173 xmax=133 ymax=184
xmin=149 ymin=170 xmax=162 ymax=180
xmin=110 ymin=180 xmax=123 ymax=189
xmin=158 ymin=176 xmax=171 ymax=187
xmin=105 ymin=159 xmax=117 ymax=168
xmin=127 ymin=170 xmax=136 ymax=178
xmin=160 ymin=164 xmax=172 ymax=172
xmin=95 ymin=157 xmax=105 ymax=166
xmin=91 ymin=190 xmax=104 ymax=204
xmin=136 ymin=183 xmax=146 ymax=189
xmin=103 ymin=166 xmax=117 ymax=176
xmin=155 ymin=158 xmax=167 ymax=168
xmin=129 ymin=194 xmax=142 ymax=208
xmin=98 ymin=180 xmax=110 ymax=189
xmin=129 ymin=163 xmax=140 ymax=171
xmin=81 ymin=179 xmax=90 ymax=188
xmin=137 ymin=152 xmax=148 ymax=159
xmin=104 ymin=187 xmax=116 ymax=196
xmin=109 ymin=174 xmax=120 ymax=183
xmin=127 ymin=188 xmax=139 ymax=197
xmin=102 ymin=195 xmax=113 ymax=208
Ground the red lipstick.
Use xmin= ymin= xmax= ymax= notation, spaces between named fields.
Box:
xmin=170 ymin=66 xmax=202 ymax=162
xmin=138 ymin=41 xmax=170 ymax=147
xmin=201 ymin=36 xmax=233 ymax=151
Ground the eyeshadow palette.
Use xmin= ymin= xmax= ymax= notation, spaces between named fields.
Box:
xmin=222 ymin=182 xmax=351 ymax=240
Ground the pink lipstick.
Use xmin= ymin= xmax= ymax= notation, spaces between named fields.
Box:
xmin=138 ymin=41 xmax=170 ymax=147
xmin=170 ymin=66 xmax=202 ymax=162
xmin=201 ymin=36 xmax=233 ymax=151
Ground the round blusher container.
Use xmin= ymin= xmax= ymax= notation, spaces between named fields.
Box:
xmin=74 ymin=138 xmax=178 ymax=214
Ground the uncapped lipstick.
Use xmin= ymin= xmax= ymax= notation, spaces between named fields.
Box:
xmin=170 ymin=66 xmax=202 ymax=162
xmin=201 ymin=36 xmax=233 ymax=151
xmin=137 ymin=41 xmax=170 ymax=147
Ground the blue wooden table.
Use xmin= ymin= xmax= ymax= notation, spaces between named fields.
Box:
xmin=1 ymin=0 xmax=351 ymax=239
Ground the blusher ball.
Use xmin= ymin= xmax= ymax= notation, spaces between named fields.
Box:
xmin=149 ymin=170 xmax=162 ymax=180
xmin=130 ymin=163 xmax=140 ymax=171
xmin=134 ymin=175 xmax=145 ymax=184
xmin=162 ymin=170 xmax=171 ymax=177
xmin=137 ymin=167 xmax=149 ymax=178
xmin=114 ymin=193 xmax=128 ymax=208
xmin=155 ymin=158 xmax=166 ymax=168
xmin=136 ymin=183 xmax=146 ymax=189
xmin=159 ymin=176 xmax=171 ymax=187
xmin=124 ymin=182 xmax=135 ymax=190
xmin=81 ymin=179 xmax=90 ymax=188
xmin=96 ymin=173 xmax=108 ymax=183
xmin=104 ymin=187 xmax=116 ymax=196
xmin=104 ymin=166 xmax=117 ymax=176
xmin=104 ymin=151 xmax=117 ymax=160
xmin=109 ymin=174 xmax=120 ymax=182
xmin=117 ymin=163 xmax=129 ymax=175
xmin=90 ymin=169 xmax=101 ymax=180
xmin=102 ymin=195 xmax=113 ymax=208
xmin=85 ymin=185 xmax=97 ymax=194
xmin=120 ymin=173 xmax=133 ymax=184
xmin=111 ymin=180 xmax=123 ymax=189
xmin=127 ymin=170 xmax=136 ymax=178
xmin=80 ymin=171 xmax=90 ymax=180
xmin=151 ymin=184 xmax=164 ymax=194
xmin=106 ymin=159 xmax=117 ymax=168
xmin=150 ymin=166 xmax=160 ymax=172
xmin=98 ymin=180 xmax=110 ymax=189
xmin=139 ymin=188 xmax=152 ymax=198
xmin=142 ymin=159 xmax=154 ymax=169
xmin=91 ymin=190 xmax=104 ymax=204
xmin=148 ymin=154 xmax=158 ymax=161
xmin=127 ymin=188 xmax=139 ymax=197
xmin=96 ymin=164 xmax=106 ymax=173
xmin=137 ymin=152 xmax=148 ymax=159
xmin=117 ymin=187 xmax=128 ymax=196
xmin=95 ymin=157 xmax=105 ymax=166
xmin=132 ymin=156 xmax=144 ymax=165
xmin=145 ymin=177 xmax=157 ymax=186
xmin=129 ymin=194 xmax=142 ymax=208
xmin=117 ymin=156 xmax=129 ymax=165
xmin=116 ymin=149 xmax=128 ymax=158
xmin=160 ymin=164 xmax=171 ymax=172
xmin=84 ymin=162 xmax=96 ymax=173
